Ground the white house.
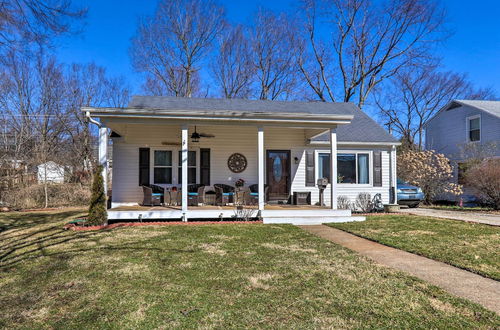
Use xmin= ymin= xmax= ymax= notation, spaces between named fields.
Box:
xmin=37 ymin=161 xmax=65 ymax=184
xmin=84 ymin=96 xmax=399 ymax=224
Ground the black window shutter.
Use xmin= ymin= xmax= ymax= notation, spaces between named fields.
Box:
xmin=305 ymin=150 xmax=315 ymax=187
xmin=373 ymin=151 xmax=382 ymax=187
xmin=139 ymin=148 xmax=150 ymax=186
xmin=200 ymin=148 xmax=210 ymax=186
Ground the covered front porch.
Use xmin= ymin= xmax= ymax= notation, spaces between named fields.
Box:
xmin=85 ymin=98 xmax=372 ymax=224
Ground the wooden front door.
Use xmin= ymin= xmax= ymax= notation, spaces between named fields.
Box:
xmin=266 ymin=150 xmax=291 ymax=201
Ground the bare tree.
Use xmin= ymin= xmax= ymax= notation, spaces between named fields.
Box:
xmin=130 ymin=0 xmax=225 ymax=97
xmin=375 ymin=65 xmax=496 ymax=150
xmin=298 ymin=0 xmax=447 ymax=108
xmin=64 ymin=63 xmax=130 ymax=176
xmin=0 ymin=49 xmax=130 ymax=208
xmin=0 ymin=0 xmax=86 ymax=50
xmin=251 ymin=9 xmax=302 ymax=100
xmin=211 ymin=25 xmax=255 ymax=99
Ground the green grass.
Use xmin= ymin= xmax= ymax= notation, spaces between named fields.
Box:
xmin=1 ymin=209 xmax=498 ymax=328
xmin=330 ymin=215 xmax=500 ymax=280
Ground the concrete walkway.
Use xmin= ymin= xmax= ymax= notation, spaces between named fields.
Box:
xmin=400 ymin=208 xmax=500 ymax=226
xmin=300 ymin=225 xmax=500 ymax=314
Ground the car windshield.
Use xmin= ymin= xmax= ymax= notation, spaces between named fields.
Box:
xmin=397 ymin=179 xmax=406 ymax=184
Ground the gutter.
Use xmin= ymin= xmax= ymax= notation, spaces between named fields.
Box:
xmin=309 ymin=140 xmax=401 ymax=146
xmin=86 ymin=111 xmax=102 ymax=127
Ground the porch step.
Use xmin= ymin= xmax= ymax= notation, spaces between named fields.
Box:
xmin=261 ymin=209 xmax=351 ymax=217
xmin=262 ymin=215 xmax=366 ymax=225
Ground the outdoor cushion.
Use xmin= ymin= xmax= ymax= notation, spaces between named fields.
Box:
xmin=152 ymin=193 xmax=163 ymax=196
xmin=188 ymin=192 xmax=198 ymax=196
xmin=250 ymin=192 xmax=259 ymax=196
xmin=222 ymin=192 xmax=234 ymax=196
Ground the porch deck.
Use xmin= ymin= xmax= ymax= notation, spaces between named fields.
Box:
xmin=107 ymin=204 xmax=365 ymax=225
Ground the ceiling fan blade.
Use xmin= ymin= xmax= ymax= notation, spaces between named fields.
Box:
xmin=199 ymin=133 xmax=215 ymax=138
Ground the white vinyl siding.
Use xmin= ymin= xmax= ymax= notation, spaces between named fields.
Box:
xmin=110 ymin=123 xmax=392 ymax=206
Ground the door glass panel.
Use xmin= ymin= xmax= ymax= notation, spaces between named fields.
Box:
xmin=273 ymin=156 xmax=282 ymax=182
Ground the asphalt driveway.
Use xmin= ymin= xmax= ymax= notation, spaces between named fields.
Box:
xmin=400 ymin=208 xmax=500 ymax=226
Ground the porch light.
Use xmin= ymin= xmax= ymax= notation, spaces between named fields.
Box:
xmin=191 ymin=126 xmax=200 ymax=143
xmin=294 ymin=156 xmax=299 ymax=164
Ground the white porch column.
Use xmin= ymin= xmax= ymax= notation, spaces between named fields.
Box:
xmin=181 ymin=125 xmax=188 ymax=217
xmin=258 ymin=126 xmax=265 ymax=211
xmin=390 ymin=145 xmax=397 ymax=204
xmin=329 ymin=128 xmax=338 ymax=209
xmin=98 ymin=126 xmax=108 ymax=199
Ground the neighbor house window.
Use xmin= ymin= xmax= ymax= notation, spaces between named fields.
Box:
xmin=154 ymin=150 xmax=172 ymax=184
xmin=318 ymin=152 xmax=370 ymax=184
xmin=178 ymin=150 xmax=196 ymax=184
xmin=468 ymin=116 xmax=480 ymax=142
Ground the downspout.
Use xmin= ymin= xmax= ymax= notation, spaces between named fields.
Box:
xmin=86 ymin=111 xmax=102 ymax=128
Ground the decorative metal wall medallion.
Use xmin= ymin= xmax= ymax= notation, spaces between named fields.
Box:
xmin=227 ymin=153 xmax=247 ymax=173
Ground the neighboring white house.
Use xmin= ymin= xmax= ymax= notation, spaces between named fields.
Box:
xmin=425 ymin=100 xmax=500 ymax=201
xmin=83 ymin=96 xmax=399 ymax=224
xmin=37 ymin=161 xmax=65 ymax=184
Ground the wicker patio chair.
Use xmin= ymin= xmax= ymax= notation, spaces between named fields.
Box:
xmin=214 ymin=184 xmax=235 ymax=206
xmin=142 ymin=184 xmax=164 ymax=206
xmin=248 ymin=184 xmax=269 ymax=205
xmin=188 ymin=184 xmax=205 ymax=206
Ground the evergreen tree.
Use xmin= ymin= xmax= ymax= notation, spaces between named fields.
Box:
xmin=87 ymin=165 xmax=107 ymax=225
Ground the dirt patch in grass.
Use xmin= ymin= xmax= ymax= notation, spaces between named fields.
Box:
xmin=199 ymin=243 xmax=227 ymax=255
xmin=248 ymin=273 xmax=275 ymax=290
xmin=261 ymin=242 xmax=317 ymax=253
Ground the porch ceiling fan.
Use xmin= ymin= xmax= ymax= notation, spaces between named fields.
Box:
xmin=191 ymin=126 xmax=215 ymax=142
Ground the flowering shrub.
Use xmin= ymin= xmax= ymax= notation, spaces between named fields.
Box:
xmin=398 ymin=150 xmax=462 ymax=204
xmin=465 ymin=159 xmax=500 ymax=210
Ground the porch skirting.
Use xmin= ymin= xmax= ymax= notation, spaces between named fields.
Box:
xmin=106 ymin=207 xmax=365 ymax=225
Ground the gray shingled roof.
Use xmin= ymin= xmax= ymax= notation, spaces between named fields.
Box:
xmin=128 ymin=96 xmax=397 ymax=144
xmin=452 ymin=100 xmax=500 ymax=118
xmin=128 ymin=95 xmax=357 ymax=116
xmin=311 ymin=107 xmax=398 ymax=143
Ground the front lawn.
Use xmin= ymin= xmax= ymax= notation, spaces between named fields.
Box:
xmin=1 ymin=209 xmax=498 ymax=328
xmin=330 ymin=215 xmax=500 ymax=280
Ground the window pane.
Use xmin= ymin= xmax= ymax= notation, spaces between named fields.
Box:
xmin=154 ymin=151 xmax=171 ymax=166
xmin=338 ymin=154 xmax=356 ymax=183
xmin=357 ymin=154 xmax=369 ymax=184
xmin=188 ymin=168 xmax=196 ymax=184
xmin=469 ymin=118 xmax=480 ymax=130
xmin=318 ymin=153 xmax=331 ymax=182
xmin=154 ymin=168 xmax=171 ymax=184
xmin=178 ymin=167 xmax=197 ymax=184
xmin=470 ymin=129 xmax=480 ymax=142
xmin=178 ymin=151 xmax=196 ymax=166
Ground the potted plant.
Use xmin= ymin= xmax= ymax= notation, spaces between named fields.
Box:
xmin=235 ymin=178 xmax=245 ymax=188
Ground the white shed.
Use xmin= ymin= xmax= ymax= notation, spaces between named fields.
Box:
xmin=37 ymin=161 xmax=65 ymax=184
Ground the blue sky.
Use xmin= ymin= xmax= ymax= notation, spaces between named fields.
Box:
xmin=55 ymin=0 xmax=500 ymax=95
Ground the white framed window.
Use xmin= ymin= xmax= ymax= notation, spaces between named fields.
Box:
xmin=467 ymin=115 xmax=481 ymax=142
xmin=153 ymin=150 xmax=173 ymax=184
xmin=178 ymin=150 xmax=197 ymax=184
xmin=317 ymin=151 xmax=371 ymax=185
